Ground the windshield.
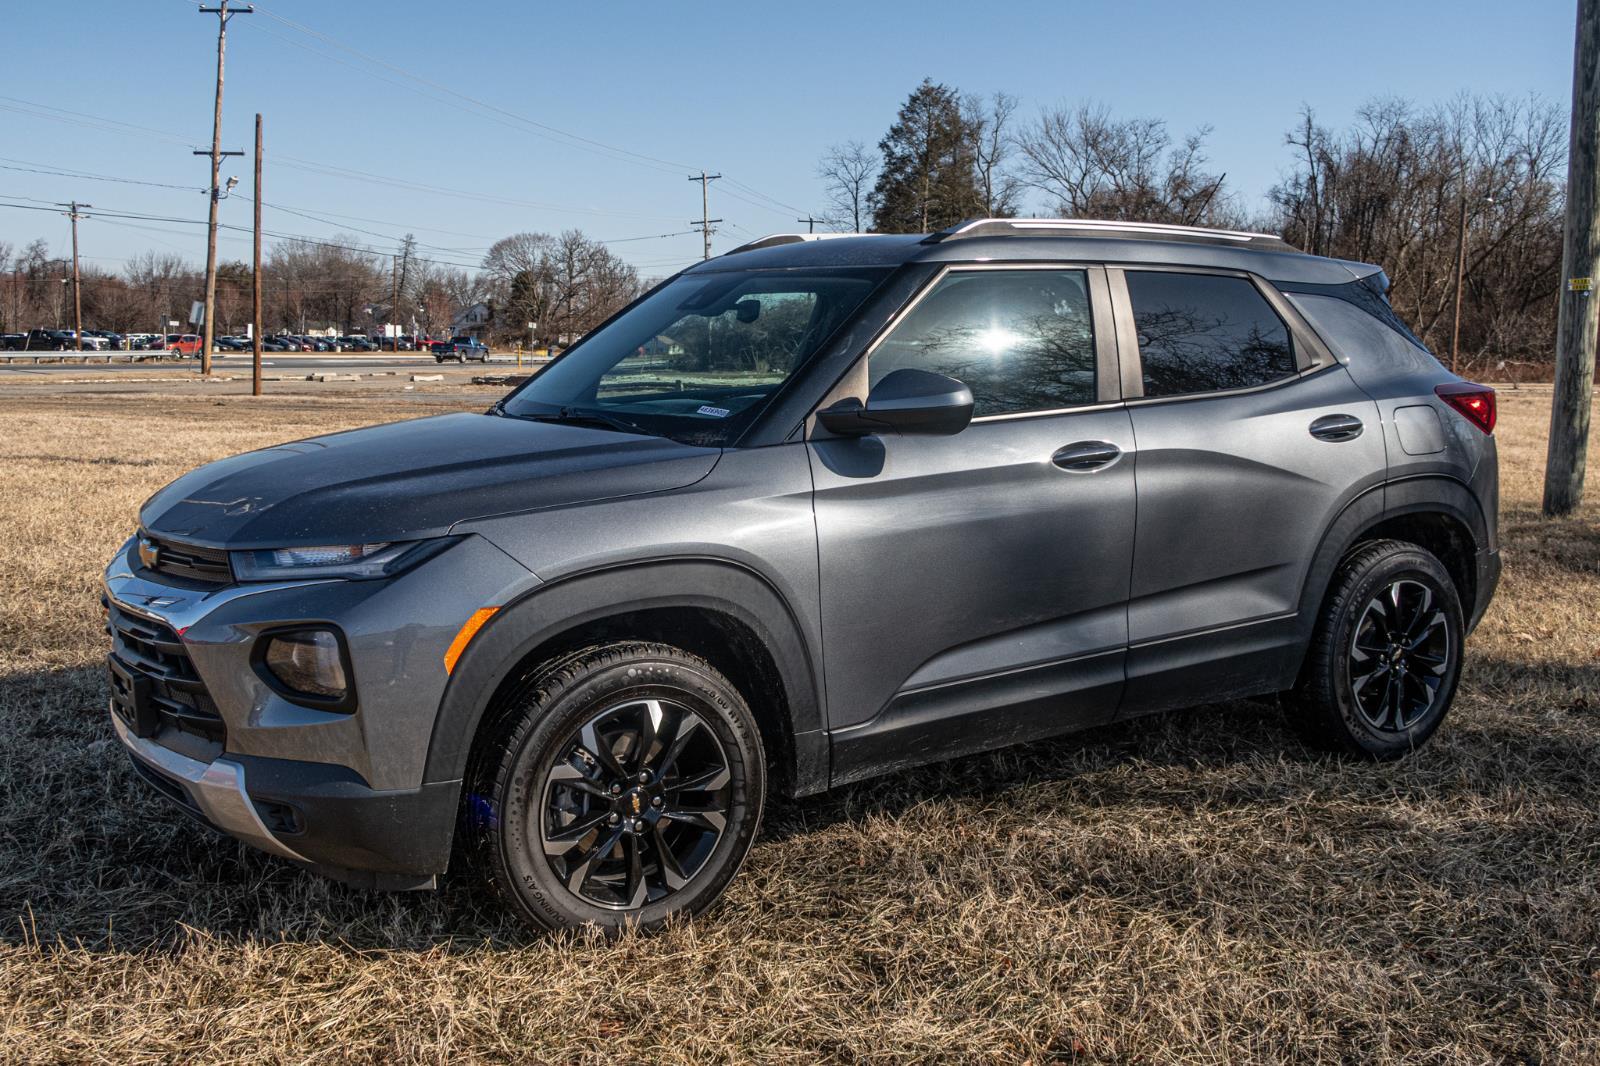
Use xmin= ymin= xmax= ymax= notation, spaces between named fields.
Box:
xmin=499 ymin=267 xmax=890 ymax=444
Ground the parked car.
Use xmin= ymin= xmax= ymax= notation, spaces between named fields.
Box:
xmin=260 ymin=338 xmax=291 ymax=352
xmin=103 ymin=218 xmax=1501 ymax=934
xmin=25 ymin=329 xmax=74 ymax=351
xmin=164 ymin=334 xmax=203 ymax=357
xmin=128 ymin=334 xmax=162 ymax=351
xmin=0 ymin=333 xmax=26 ymax=351
xmin=338 ymin=335 xmax=376 ymax=352
xmin=437 ymin=336 xmax=490 ymax=363
xmin=215 ymin=336 xmax=250 ymax=351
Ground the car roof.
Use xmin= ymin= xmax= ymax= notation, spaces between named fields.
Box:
xmin=688 ymin=218 xmax=1379 ymax=286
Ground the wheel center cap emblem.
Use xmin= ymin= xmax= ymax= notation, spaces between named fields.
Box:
xmin=629 ymin=790 xmax=643 ymax=815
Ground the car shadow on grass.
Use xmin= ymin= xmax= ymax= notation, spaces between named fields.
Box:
xmin=2 ymin=658 xmax=1596 ymax=954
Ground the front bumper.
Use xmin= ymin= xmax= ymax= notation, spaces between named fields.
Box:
xmin=115 ymin=712 xmax=459 ymax=889
xmin=113 ymin=711 xmax=307 ymax=863
xmin=102 ymin=532 xmax=537 ymax=885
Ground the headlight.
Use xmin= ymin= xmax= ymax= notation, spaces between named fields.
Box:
xmin=231 ymin=538 xmax=456 ymax=581
xmin=256 ymin=627 xmax=352 ymax=708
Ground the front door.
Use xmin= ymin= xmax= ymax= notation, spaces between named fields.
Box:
xmin=808 ymin=265 xmax=1137 ymax=785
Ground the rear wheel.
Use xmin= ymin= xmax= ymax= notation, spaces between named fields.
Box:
xmin=1289 ymin=539 xmax=1464 ymax=757
xmin=468 ymin=642 xmax=765 ymax=933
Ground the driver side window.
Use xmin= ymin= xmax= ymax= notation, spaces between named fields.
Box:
xmin=870 ymin=269 xmax=1098 ymax=417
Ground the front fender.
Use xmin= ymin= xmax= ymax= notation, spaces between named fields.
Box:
xmin=422 ymin=557 xmax=824 ymax=793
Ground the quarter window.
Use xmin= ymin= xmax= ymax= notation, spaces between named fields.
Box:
xmin=870 ymin=269 xmax=1097 ymax=417
xmin=1125 ymin=272 xmax=1296 ymax=398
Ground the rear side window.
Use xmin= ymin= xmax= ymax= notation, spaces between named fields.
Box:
xmin=871 ymin=269 xmax=1097 ymax=417
xmin=1125 ymin=272 xmax=1296 ymax=398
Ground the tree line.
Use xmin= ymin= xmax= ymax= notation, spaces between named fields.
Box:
xmin=0 ymin=227 xmax=642 ymax=348
xmin=821 ymin=80 xmax=1567 ymax=374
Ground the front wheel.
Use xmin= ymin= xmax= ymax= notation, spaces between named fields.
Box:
xmin=468 ymin=642 xmax=765 ymax=933
xmin=1288 ymin=540 xmax=1465 ymax=758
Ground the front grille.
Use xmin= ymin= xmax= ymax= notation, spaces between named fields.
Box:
xmin=106 ymin=602 xmax=227 ymax=743
xmin=142 ymin=533 xmax=233 ymax=585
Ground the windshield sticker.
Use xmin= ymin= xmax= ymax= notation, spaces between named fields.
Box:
xmin=696 ymin=405 xmax=731 ymax=418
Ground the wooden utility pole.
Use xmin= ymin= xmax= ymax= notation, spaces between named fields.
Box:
xmin=252 ymin=112 xmax=263 ymax=397
xmin=390 ymin=254 xmax=400 ymax=351
xmin=796 ymin=216 xmax=824 ymax=233
xmin=1450 ymin=183 xmax=1468 ymax=373
xmin=58 ymin=201 xmax=90 ymax=350
xmin=196 ymin=0 xmax=252 ymax=377
xmin=1544 ymin=0 xmax=1599 ymax=517
xmin=688 ymin=171 xmax=722 ymax=260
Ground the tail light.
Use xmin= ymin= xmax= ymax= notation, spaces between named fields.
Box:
xmin=1435 ymin=382 xmax=1496 ymax=434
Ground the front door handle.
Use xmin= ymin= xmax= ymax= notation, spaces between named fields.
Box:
xmin=1309 ymin=413 xmax=1365 ymax=442
xmin=1052 ymin=440 xmax=1122 ymax=471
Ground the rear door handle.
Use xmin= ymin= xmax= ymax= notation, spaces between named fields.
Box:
xmin=1051 ymin=440 xmax=1122 ymax=471
xmin=1309 ymin=413 xmax=1364 ymax=442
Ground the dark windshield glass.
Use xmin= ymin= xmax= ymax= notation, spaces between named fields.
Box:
xmin=500 ymin=268 xmax=890 ymax=444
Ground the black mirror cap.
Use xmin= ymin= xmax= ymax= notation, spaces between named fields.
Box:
xmin=817 ymin=368 xmax=974 ymax=437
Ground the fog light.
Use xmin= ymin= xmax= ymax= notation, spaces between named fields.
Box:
xmin=263 ymin=629 xmax=348 ymax=700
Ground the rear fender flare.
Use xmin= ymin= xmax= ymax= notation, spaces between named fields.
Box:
xmin=1289 ymin=475 xmax=1488 ymax=671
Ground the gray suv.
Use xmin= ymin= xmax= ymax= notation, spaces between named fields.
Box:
xmin=103 ymin=219 xmax=1500 ymax=932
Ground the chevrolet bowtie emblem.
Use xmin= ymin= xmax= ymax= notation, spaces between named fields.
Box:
xmin=630 ymin=792 xmax=642 ymax=815
xmin=137 ymin=537 xmax=160 ymax=570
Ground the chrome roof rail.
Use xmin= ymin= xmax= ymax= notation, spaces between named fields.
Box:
xmin=923 ymin=218 xmax=1297 ymax=252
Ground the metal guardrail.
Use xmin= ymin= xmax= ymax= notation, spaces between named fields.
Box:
xmin=0 ymin=351 xmax=183 ymax=364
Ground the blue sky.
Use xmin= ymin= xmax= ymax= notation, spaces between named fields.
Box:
xmin=0 ymin=0 xmax=1577 ymax=278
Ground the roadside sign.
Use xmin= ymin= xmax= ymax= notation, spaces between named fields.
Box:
xmin=1569 ymin=277 xmax=1592 ymax=293
xmin=189 ymin=301 xmax=205 ymax=325
xmin=167 ymin=319 xmax=179 ymax=328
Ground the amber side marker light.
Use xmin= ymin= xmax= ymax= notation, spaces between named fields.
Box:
xmin=444 ymin=607 xmax=500 ymax=674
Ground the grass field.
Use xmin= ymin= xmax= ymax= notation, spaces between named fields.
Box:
xmin=0 ymin=387 xmax=1596 ymax=1063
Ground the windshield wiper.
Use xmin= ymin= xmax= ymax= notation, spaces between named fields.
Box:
xmin=520 ymin=406 xmax=648 ymax=436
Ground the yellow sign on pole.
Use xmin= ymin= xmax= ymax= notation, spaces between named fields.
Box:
xmin=1570 ymin=277 xmax=1593 ymax=292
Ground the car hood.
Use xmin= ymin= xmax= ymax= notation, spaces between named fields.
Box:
xmin=140 ymin=412 xmax=721 ymax=549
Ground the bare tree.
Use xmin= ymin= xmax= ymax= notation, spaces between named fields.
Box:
xmin=0 ymin=240 xmax=15 ymax=332
xmin=1271 ymin=94 xmax=1565 ymax=373
xmin=817 ymin=140 xmax=880 ymax=232
xmin=1017 ymin=102 xmax=1234 ymax=224
xmin=966 ymin=91 xmax=1022 ymax=217
xmin=480 ymin=230 xmax=639 ymax=346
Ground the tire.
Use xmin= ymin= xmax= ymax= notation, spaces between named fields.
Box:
xmin=467 ymin=642 xmax=766 ymax=933
xmin=1288 ymin=539 xmax=1464 ymax=758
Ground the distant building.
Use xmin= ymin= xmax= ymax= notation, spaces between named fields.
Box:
xmin=451 ymin=302 xmax=491 ymax=339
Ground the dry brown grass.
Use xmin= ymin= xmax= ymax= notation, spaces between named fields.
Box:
xmin=0 ymin=387 xmax=1596 ymax=1064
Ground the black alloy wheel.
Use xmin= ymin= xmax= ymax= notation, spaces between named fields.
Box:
xmin=539 ymin=696 xmax=732 ymax=910
xmin=1347 ymin=579 xmax=1452 ymax=732
xmin=469 ymin=642 xmax=765 ymax=933
xmin=1289 ymin=539 xmax=1464 ymax=757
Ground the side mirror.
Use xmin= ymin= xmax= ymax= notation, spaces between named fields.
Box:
xmin=817 ymin=368 xmax=974 ymax=437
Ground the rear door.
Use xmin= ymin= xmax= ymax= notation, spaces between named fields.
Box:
xmin=809 ymin=265 xmax=1137 ymax=784
xmin=1110 ymin=266 xmax=1386 ymax=713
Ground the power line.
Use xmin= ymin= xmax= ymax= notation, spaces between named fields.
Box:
xmin=0 ymin=92 xmax=687 ymax=225
xmin=0 ymin=157 xmax=204 ymax=193
xmin=251 ymin=5 xmax=692 ymax=175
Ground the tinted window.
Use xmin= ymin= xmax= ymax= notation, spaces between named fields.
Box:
xmin=871 ymin=269 xmax=1097 ymax=416
xmin=502 ymin=268 xmax=888 ymax=445
xmin=1126 ymin=272 xmax=1296 ymax=397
